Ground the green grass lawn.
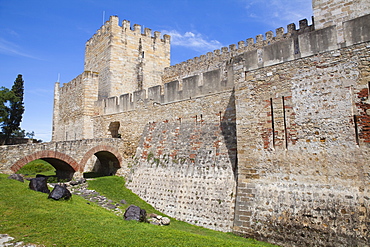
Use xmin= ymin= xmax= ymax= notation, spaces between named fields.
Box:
xmin=0 ymin=174 xmax=277 ymax=247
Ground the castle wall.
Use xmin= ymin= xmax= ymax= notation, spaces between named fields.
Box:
xmin=101 ymin=67 xmax=233 ymax=115
xmin=162 ymin=20 xmax=311 ymax=84
xmin=233 ymin=15 xmax=370 ymax=246
xmin=92 ymin=13 xmax=370 ymax=246
xmin=50 ymin=2 xmax=370 ymax=245
xmin=92 ymin=87 xmax=237 ymax=231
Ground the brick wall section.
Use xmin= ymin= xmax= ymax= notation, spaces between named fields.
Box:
xmin=10 ymin=150 xmax=79 ymax=172
xmin=356 ymin=88 xmax=370 ymax=142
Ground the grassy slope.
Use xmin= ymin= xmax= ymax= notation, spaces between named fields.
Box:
xmin=0 ymin=174 xmax=277 ymax=247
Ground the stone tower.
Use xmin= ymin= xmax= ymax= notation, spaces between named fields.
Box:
xmin=84 ymin=15 xmax=171 ymax=99
xmin=52 ymin=16 xmax=170 ymax=141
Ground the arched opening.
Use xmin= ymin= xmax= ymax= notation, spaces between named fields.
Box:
xmin=11 ymin=151 xmax=79 ymax=182
xmin=81 ymin=145 xmax=122 ymax=178
xmin=16 ymin=159 xmax=56 ymax=177
xmin=108 ymin=121 xmax=120 ymax=138
xmin=83 ymin=151 xmax=120 ymax=178
xmin=14 ymin=158 xmax=76 ymax=181
xmin=41 ymin=158 xmax=76 ymax=181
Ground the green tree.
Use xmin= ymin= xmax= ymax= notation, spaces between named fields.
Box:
xmin=1 ymin=74 xmax=25 ymax=143
xmin=0 ymin=87 xmax=14 ymax=122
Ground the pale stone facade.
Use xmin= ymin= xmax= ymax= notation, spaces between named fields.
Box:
xmin=313 ymin=0 xmax=370 ymax=43
xmin=53 ymin=71 xmax=98 ymax=141
xmin=84 ymin=16 xmax=170 ymax=98
xmin=50 ymin=1 xmax=370 ymax=246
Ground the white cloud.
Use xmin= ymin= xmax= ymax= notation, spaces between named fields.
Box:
xmin=242 ymin=0 xmax=313 ymax=28
xmin=0 ymin=37 xmax=40 ymax=59
xmin=26 ymin=88 xmax=54 ymax=97
xmin=162 ymin=30 xmax=223 ymax=52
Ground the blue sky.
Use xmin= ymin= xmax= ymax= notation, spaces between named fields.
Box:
xmin=0 ymin=0 xmax=312 ymax=142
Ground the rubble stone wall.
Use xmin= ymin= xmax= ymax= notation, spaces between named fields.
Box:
xmin=233 ymin=34 xmax=370 ymax=247
xmin=127 ymin=122 xmax=237 ymax=232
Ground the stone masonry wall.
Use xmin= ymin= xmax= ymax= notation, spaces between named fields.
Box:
xmin=127 ymin=121 xmax=236 ymax=232
xmin=101 ymin=67 xmax=234 ymax=115
xmin=92 ymin=89 xmax=237 ymax=231
xmin=88 ymin=12 xmax=370 ymax=245
xmin=313 ymin=0 xmax=370 ymax=43
xmin=53 ymin=71 xmax=99 ymax=142
xmin=233 ymin=37 xmax=370 ymax=246
xmin=92 ymin=88 xmax=235 ymax=156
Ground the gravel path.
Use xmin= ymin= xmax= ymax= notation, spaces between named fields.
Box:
xmin=66 ymin=179 xmax=125 ymax=216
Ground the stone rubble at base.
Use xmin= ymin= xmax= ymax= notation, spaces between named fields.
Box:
xmin=0 ymin=234 xmax=39 ymax=247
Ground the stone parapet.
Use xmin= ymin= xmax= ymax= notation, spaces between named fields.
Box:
xmin=162 ymin=19 xmax=314 ymax=83
xmin=102 ymin=68 xmax=234 ymax=115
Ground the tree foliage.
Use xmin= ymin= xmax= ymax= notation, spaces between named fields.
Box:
xmin=0 ymin=87 xmax=14 ymax=121
xmin=0 ymin=74 xmax=25 ymax=142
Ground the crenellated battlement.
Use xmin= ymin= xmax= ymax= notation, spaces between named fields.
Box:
xmin=86 ymin=16 xmax=170 ymax=51
xmin=59 ymin=71 xmax=99 ymax=93
xmin=163 ymin=18 xmax=314 ymax=82
xmin=121 ymin=19 xmax=171 ymax=43
xmin=84 ymin=15 xmax=171 ymax=98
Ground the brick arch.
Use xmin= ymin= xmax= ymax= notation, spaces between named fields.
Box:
xmin=79 ymin=145 xmax=123 ymax=172
xmin=10 ymin=150 xmax=80 ymax=173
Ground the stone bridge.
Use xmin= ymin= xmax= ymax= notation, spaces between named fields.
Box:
xmin=0 ymin=138 xmax=127 ymax=180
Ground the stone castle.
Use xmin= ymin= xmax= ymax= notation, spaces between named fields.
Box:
xmin=51 ymin=0 xmax=369 ymax=246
